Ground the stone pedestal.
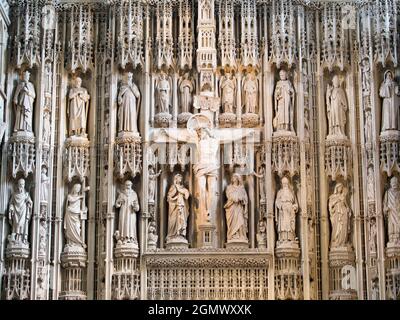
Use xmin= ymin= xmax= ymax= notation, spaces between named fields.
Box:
xmin=225 ymin=239 xmax=249 ymax=249
xmin=325 ymin=135 xmax=352 ymax=181
xmin=218 ymin=112 xmax=236 ymax=128
xmin=275 ymin=244 xmax=302 ymax=300
xmin=328 ymin=246 xmax=357 ymax=300
xmin=380 ymin=130 xmax=400 ymax=176
xmin=9 ymin=131 xmax=35 ymax=178
xmin=115 ymin=132 xmax=142 ymax=179
xmin=3 ymin=242 xmax=31 ymax=300
xmin=154 ymin=112 xmax=172 ymax=128
xmin=272 ymin=132 xmax=299 ymax=177
xmin=59 ymin=245 xmax=87 ymax=300
xmin=115 ymin=242 xmax=139 ymax=259
xmin=165 ymin=236 xmax=189 ymax=249
xmin=242 ymin=113 xmax=259 ymax=128
xmin=177 ymin=112 xmax=193 ymax=127
xmin=64 ymin=135 xmax=90 ymax=181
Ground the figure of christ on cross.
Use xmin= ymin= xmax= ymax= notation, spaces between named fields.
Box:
xmin=158 ymin=113 xmax=257 ymax=224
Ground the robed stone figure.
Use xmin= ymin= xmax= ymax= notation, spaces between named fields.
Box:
xmin=275 ymin=177 xmax=298 ymax=243
xmin=273 ymin=70 xmax=295 ymax=132
xmin=326 ymin=75 xmax=348 ymax=137
xmin=64 ymin=183 xmax=86 ymax=248
xmin=166 ymin=174 xmax=190 ymax=242
xmin=224 ymin=174 xmax=248 ymax=242
xmin=115 ymin=180 xmax=140 ymax=244
xmin=243 ymin=72 xmax=258 ymax=114
xmin=383 ymin=176 xmax=400 ymax=245
xmin=8 ymin=179 xmax=32 ymax=244
xmin=329 ymin=183 xmax=352 ymax=248
xmin=179 ymin=73 xmax=194 ymax=113
xmin=118 ymin=72 xmax=141 ymax=134
xmin=68 ymin=77 xmax=90 ymax=136
xmin=380 ymin=70 xmax=400 ymax=132
xmin=13 ymin=71 xmax=36 ymax=133
xmin=220 ymin=72 xmax=236 ymax=114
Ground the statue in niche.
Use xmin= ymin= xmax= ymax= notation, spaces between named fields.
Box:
xmin=369 ymin=218 xmax=377 ymax=254
xmin=242 ymin=72 xmax=258 ymax=114
xmin=166 ymin=174 xmax=190 ymax=243
xmin=42 ymin=110 xmax=51 ymax=145
xmin=224 ymin=174 xmax=249 ymax=243
xmin=252 ymin=167 xmax=265 ymax=204
xmin=64 ymin=183 xmax=88 ymax=249
xmin=361 ymin=59 xmax=371 ymax=96
xmin=329 ymin=182 xmax=352 ymax=248
xmin=118 ymin=72 xmax=141 ymax=135
xmin=147 ymin=221 xmax=158 ymax=249
xmin=275 ymin=176 xmax=298 ymax=243
xmin=68 ymin=77 xmax=90 ymax=137
xmin=13 ymin=70 xmax=36 ymax=133
xmin=308 ymin=216 xmax=315 ymax=252
xmin=273 ymin=69 xmax=295 ymax=132
xmin=256 ymin=218 xmax=267 ymax=248
xmin=220 ymin=71 xmax=236 ymax=114
xmin=326 ymin=75 xmax=347 ymax=137
xmin=156 ymin=71 xmax=171 ymax=114
xmin=115 ymin=180 xmax=140 ymax=245
xmin=380 ymin=70 xmax=400 ymax=132
xmin=304 ymin=108 xmax=310 ymax=141
xmin=102 ymin=168 xmax=108 ymax=202
xmin=8 ymin=178 xmax=32 ymax=244
xmin=179 ymin=72 xmax=194 ymax=113
xmin=40 ymin=166 xmax=50 ymax=204
xmin=104 ymin=113 xmax=110 ymax=144
xmin=367 ymin=166 xmax=375 ymax=203
xmin=383 ymin=176 xmax=400 ymax=246
xmin=365 ymin=110 xmax=373 ymax=144
xmin=148 ymin=166 xmax=162 ymax=204
xmin=38 ymin=220 xmax=47 ymax=256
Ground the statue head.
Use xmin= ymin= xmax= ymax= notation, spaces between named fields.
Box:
xmin=259 ymin=219 xmax=266 ymax=232
xmin=279 ymin=70 xmax=287 ymax=81
xmin=281 ymin=176 xmax=290 ymax=188
xmin=23 ymin=70 xmax=31 ymax=82
xmin=332 ymin=75 xmax=340 ymax=88
xmin=149 ymin=166 xmax=155 ymax=175
xmin=174 ymin=174 xmax=183 ymax=185
xmin=390 ymin=176 xmax=399 ymax=189
xmin=41 ymin=166 xmax=47 ymax=175
xmin=74 ymin=77 xmax=82 ymax=88
xmin=125 ymin=72 xmax=133 ymax=85
xmin=72 ymin=183 xmax=82 ymax=194
xmin=124 ymin=180 xmax=133 ymax=191
xmin=231 ymin=173 xmax=242 ymax=185
xmin=368 ymin=166 xmax=373 ymax=176
xmin=149 ymin=221 xmax=156 ymax=232
xmin=334 ymin=182 xmax=344 ymax=194
xmin=384 ymin=70 xmax=393 ymax=82
xmin=17 ymin=178 xmax=25 ymax=192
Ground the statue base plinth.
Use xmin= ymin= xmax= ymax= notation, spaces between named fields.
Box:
xmin=272 ymin=134 xmax=299 ymax=177
xmin=177 ymin=112 xmax=193 ymax=127
xmin=275 ymin=241 xmax=300 ymax=257
xmin=329 ymin=246 xmax=355 ymax=264
xmin=325 ymin=135 xmax=352 ymax=181
xmin=154 ymin=112 xmax=172 ymax=128
xmin=61 ymin=245 xmax=87 ymax=268
xmin=386 ymin=243 xmax=400 ymax=257
xmin=225 ymin=239 xmax=249 ymax=249
xmin=115 ymin=242 xmax=139 ymax=258
xmin=166 ymin=237 xmax=189 ymax=249
xmin=65 ymin=135 xmax=90 ymax=147
xmin=380 ymin=130 xmax=400 ymax=176
xmin=116 ymin=131 xmax=141 ymax=143
xmin=242 ymin=113 xmax=259 ymax=128
xmin=9 ymin=131 xmax=36 ymax=178
xmin=6 ymin=241 xmax=30 ymax=259
xmin=218 ymin=112 xmax=236 ymax=128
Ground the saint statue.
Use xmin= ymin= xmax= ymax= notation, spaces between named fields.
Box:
xmin=42 ymin=110 xmax=51 ymax=145
xmin=365 ymin=110 xmax=373 ymax=144
xmin=329 ymin=183 xmax=352 ymax=248
xmin=115 ymin=180 xmax=140 ymax=244
xmin=243 ymin=72 xmax=258 ymax=114
xmin=369 ymin=218 xmax=377 ymax=254
xmin=147 ymin=221 xmax=158 ymax=249
xmin=380 ymin=70 xmax=400 ymax=132
xmin=275 ymin=177 xmax=298 ymax=243
xmin=252 ymin=167 xmax=265 ymax=204
xmin=166 ymin=174 xmax=190 ymax=242
xmin=220 ymin=72 xmax=236 ymax=114
xmin=367 ymin=167 xmax=375 ymax=203
xmin=148 ymin=167 xmax=161 ymax=204
xmin=383 ymin=176 xmax=400 ymax=245
xmin=224 ymin=174 xmax=249 ymax=242
xmin=256 ymin=218 xmax=267 ymax=248
xmin=326 ymin=75 xmax=348 ymax=137
xmin=118 ymin=72 xmax=141 ymax=134
xmin=156 ymin=72 xmax=171 ymax=114
xmin=40 ymin=166 xmax=50 ymax=203
xmin=179 ymin=73 xmax=194 ymax=113
xmin=273 ymin=69 xmax=295 ymax=132
xmin=64 ymin=183 xmax=87 ymax=248
xmin=68 ymin=77 xmax=90 ymax=136
xmin=13 ymin=71 xmax=36 ymax=133
xmin=8 ymin=178 xmax=32 ymax=244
